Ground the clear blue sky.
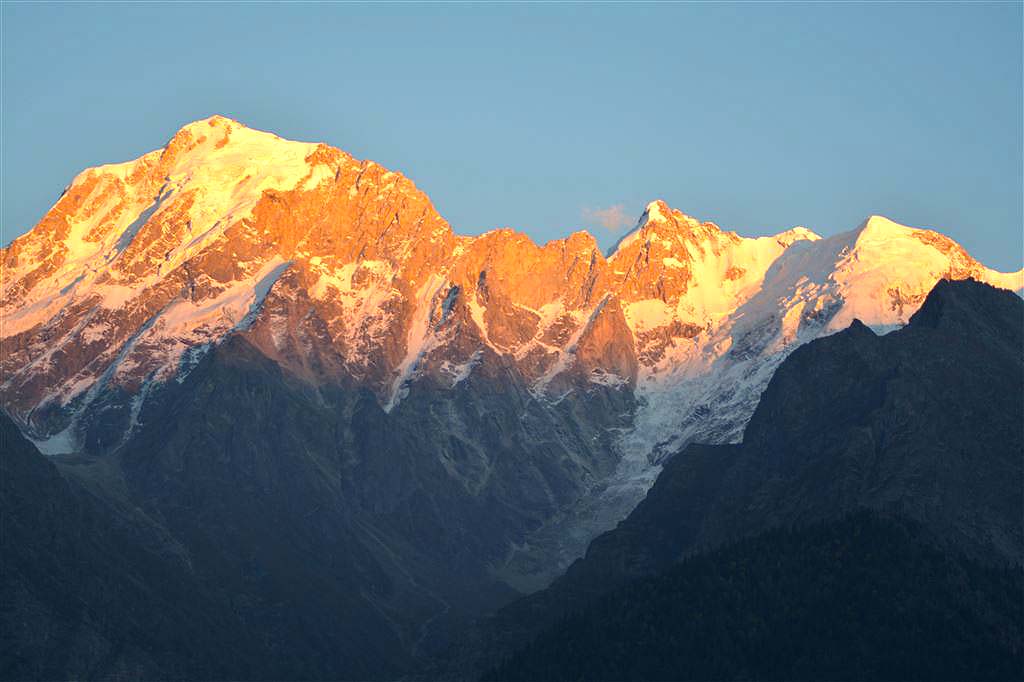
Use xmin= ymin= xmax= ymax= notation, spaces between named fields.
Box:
xmin=2 ymin=2 xmax=1021 ymax=270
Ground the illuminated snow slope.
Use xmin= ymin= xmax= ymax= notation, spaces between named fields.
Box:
xmin=2 ymin=116 xmax=1021 ymax=586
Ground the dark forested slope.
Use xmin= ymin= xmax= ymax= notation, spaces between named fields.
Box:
xmin=465 ymin=279 xmax=1024 ymax=680
xmin=484 ymin=512 xmax=1023 ymax=681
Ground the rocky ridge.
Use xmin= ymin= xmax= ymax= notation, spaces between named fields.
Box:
xmin=2 ymin=116 xmax=1022 ymax=589
xmin=452 ymin=279 xmax=1024 ymax=681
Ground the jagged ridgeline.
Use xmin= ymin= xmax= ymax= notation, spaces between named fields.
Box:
xmin=459 ymin=279 xmax=1024 ymax=681
xmin=2 ymin=117 xmax=1022 ymax=680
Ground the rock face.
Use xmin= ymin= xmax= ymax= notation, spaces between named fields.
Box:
xmin=1 ymin=118 xmax=1023 ymax=675
xmin=464 ymin=279 xmax=1023 ymax=677
xmin=4 ymin=118 xmax=1019 ymax=461
xmin=0 ymin=340 xmax=631 ymax=680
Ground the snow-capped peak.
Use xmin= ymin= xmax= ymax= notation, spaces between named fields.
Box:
xmin=644 ymin=199 xmax=671 ymax=224
xmin=172 ymin=113 xmax=237 ymax=136
xmin=605 ymin=203 xmax=658 ymax=257
xmin=606 ymin=200 xmax=710 ymax=258
xmin=774 ymin=226 xmax=821 ymax=246
xmin=855 ymin=214 xmax=912 ymax=240
xmin=182 ymin=113 xmax=239 ymax=128
xmin=3 ymin=117 xmax=1021 ymax=465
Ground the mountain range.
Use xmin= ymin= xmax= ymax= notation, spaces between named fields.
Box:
xmin=458 ymin=278 xmax=1023 ymax=681
xmin=1 ymin=117 xmax=1022 ymax=680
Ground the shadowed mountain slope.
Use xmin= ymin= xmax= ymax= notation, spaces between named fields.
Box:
xmin=3 ymin=116 xmax=1023 ymax=679
xmin=484 ymin=512 xmax=1023 ymax=682
xmin=452 ymin=279 xmax=1023 ymax=679
xmin=0 ymin=411 xmax=265 ymax=680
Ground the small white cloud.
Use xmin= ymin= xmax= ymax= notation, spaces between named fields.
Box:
xmin=582 ymin=204 xmax=631 ymax=234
